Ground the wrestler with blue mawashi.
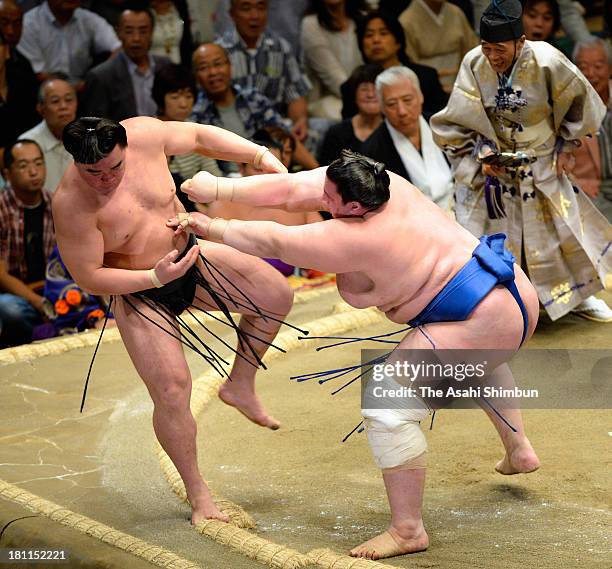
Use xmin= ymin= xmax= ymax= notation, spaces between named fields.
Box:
xmin=169 ymin=148 xmax=542 ymax=561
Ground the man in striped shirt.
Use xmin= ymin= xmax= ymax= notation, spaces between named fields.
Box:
xmin=191 ymin=43 xmax=319 ymax=172
xmin=215 ymin=0 xmax=311 ymax=141
xmin=0 ymin=140 xmax=55 ymax=347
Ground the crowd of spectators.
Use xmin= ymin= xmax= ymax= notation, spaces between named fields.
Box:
xmin=0 ymin=0 xmax=610 ymax=348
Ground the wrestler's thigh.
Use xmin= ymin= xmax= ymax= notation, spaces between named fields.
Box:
xmin=513 ymin=266 xmax=539 ymax=341
xmin=380 ymin=326 xmax=439 ymax=376
xmin=113 ymin=296 xmax=191 ymax=398
xmin=395 ymin=321 xmax=514 ymax=370
xmin=193 ymin=239 xmax=293 ymax=316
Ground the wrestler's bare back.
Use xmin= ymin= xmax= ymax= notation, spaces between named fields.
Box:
xmin=288 ymin=171 xmax=537 ymax=346
xmin=54 ymin=118 xmax=189 ymax=277
xmin=326 ymin=172 xmax=480 ymax=323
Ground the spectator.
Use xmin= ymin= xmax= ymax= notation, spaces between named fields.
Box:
xmin=319 ymin=63 xmax=382 ymax=165
xmin=19 ymin=74 xmax=76 ymax=194
xmin=215 ymin=0 xmax=311 ymax=141
xmin=378 ymin=0 xmax=474 ymax=25
xmin=473 ymin=0 xmax=591 ymax=42
xmin=399 ymin=0 xmax=478 ymax=93
xmin=0 ymin=0 xmax=40 ymax=161
xmin=521 ymin=0 xmax=560 ymax=41
xmin=186 ymin=0 xmax=217 ymax=44
xmin=255 ymin=125 xmax=295 ymax=169
xmin=0 ymin=0 xmax=23 ymax=46
xmin=572 ymin=37 xmax=612 ymax=221
xmin=81 ymin=6 xmax=171 ymax=121
xmin=191 ymin=42 xmax=283 ymax=173
xmin=354 ymin=10 xmax=448 ymax=119
xmin=0 ymin=139 xmax=54 ymax=347
xmin=191 ymin=43 xmax=317 ymax=172
xmin=17 ymin=0 xmax=121 ymax=85
xmin=300 ymin=0 xmax=368 ymax=121
xmin=214 ymin=0 xmax=309 ymax=57
xmin=152 ymin=62 xmax=221 ymax=207
xmin=520 ymin=0 xmax=574 ymax=56
xmin=363 ymin=66 xmax=453 ymax=209
xmin=149 ymin=0 xmax=194 ymax=66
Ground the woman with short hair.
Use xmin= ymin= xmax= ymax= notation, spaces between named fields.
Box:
xmin=152 ymin=63 xmax=221 ymax=211
xmin=319 ymin=63 xmax=383 ymax=165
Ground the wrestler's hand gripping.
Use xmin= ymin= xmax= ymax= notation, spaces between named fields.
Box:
xmin=150 ymin=240 xmax=200 ymax=287
xmin=166 ymin=212 xmax=228 ymax=242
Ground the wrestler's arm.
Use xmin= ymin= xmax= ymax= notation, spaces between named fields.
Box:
xmin=221 ymin=218 xmax=368 ymax=274
xmin=185 ymin=167 xmax=328 ymax=212
xmin=52 ymin=194 xmax=198 ymax=295
xmin=130 ymin=117 xmax=287 ymax=173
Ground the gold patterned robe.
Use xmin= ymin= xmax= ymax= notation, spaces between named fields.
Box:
xmin=430 ymin=41 xmax=611 ymax=320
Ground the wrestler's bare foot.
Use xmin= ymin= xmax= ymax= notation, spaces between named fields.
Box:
xmin=218 ymin=378 xmax=280 ymax=430
xmin=189 ymin=485 xmax=230 ymax=525
xmin=495 ymin=440 xmax=541 ymax=475
xmin=350 ymin=523 xmax=429 ymax=560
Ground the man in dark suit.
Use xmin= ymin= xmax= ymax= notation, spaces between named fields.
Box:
xmin=0 ymin=0 xmax=40 ymax=159
xmin=362 ymin=117 xmax=410 ymax=182
xmin=363 ymin=66 xmax=453 ymax=209
xmin=81 ymin=6 xmax=170 ymax=121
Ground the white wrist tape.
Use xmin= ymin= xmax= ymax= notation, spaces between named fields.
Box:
xmin=177 ymin=212 xmax=193 ymax=229
xmin=148 ymin=268 xmax=164 ymax=288
xmin=208 ymin=217 xmax=229 ymax=241
xmin=216 ymin=177 xmax=234 ymax=201
xmin=253 ymin=145 xmax=269 ymax=168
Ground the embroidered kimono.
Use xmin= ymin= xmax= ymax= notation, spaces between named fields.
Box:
xmin=430 ymin=41 xmax=611 ymax=320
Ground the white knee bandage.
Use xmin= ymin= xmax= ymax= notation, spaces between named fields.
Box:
xmin=362 ymin=405 xmax=429 ymax=470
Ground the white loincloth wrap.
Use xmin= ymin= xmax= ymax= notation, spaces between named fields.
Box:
xmin=362 ymin=397 xmax=429 ymax=470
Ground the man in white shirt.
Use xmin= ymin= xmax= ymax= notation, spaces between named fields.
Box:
xmin=363 ymin=66 xmax=453 ymax=210
xmin=17 ymin=0 xmax=121 ymax=85
xmin=19 ymin=74 xmax=76 ymax=194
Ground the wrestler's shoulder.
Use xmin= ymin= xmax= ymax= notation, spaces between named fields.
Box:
xmin=387 ymin=170 xmax=416 ymax=192
xmin=53 ymin=169 xmax=77 ymax=203
xmin=121 ymin=116 xmax=165 ymax=140
xmin=53 ymin=170 xmax=92 ymax=211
